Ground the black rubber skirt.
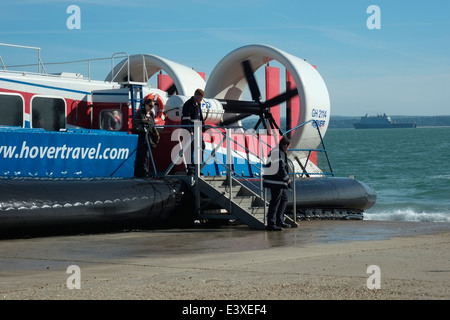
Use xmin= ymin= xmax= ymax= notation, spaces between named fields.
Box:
xmin=0 ymin=177 xmax=191 ymax=237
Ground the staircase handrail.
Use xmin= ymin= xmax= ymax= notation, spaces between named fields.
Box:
xmin=283 ymin=119 xmax=334 ymax=177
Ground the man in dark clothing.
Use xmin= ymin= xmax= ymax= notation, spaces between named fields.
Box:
xmin=132 ymin=97 xmax=160 ymax=177
xmin=263 ymin=136 xmax=291 ymax=231
xmin=181 ymin=88 xmax=205 ymax=175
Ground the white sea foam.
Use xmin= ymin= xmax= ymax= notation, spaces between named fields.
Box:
xmin=365 ymin=209 xmax=450 ymax=223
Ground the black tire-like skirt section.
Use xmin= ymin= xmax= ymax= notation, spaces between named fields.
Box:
xmin=0 ymin=177 xmax=193 ymax=238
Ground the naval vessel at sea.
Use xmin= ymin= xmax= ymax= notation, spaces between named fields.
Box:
xmin=353 ymin=113 xmax=418 ymax=129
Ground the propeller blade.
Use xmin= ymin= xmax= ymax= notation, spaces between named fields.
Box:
xmin=262 ymin=88 xmax=298 ymax=109
xmin=219 ymin=99 xmax=260 ymax=114
xmin=241 ymin=60 xmax=261 ymax=103
xmin=166 ymin=83 xmax=177 ymax=95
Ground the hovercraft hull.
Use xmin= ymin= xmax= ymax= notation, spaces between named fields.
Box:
xmin=240 ymin=176 xmax=376 ymax=220
xmin=0 ymin=178 xmax=189 ymax=237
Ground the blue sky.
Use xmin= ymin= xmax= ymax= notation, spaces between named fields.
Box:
xmin=0 ymin=0 xmax=449 ymax=116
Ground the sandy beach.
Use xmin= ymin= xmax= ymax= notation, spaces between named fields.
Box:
xmin=0 ymin=220 xmax=449 ymax=301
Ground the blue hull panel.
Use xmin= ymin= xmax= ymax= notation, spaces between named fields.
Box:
xmin=0 ymin=127 xmax=137 ymax=178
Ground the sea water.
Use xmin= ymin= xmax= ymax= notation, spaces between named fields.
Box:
xmin=322 ymin=126 xmax=450 ymax=222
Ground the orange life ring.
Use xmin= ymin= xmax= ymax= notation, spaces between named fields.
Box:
xmin=144 ymin=93 xmax=165 ymax=124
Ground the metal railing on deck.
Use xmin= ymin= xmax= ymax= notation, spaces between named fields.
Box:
xmin=0 ymin=43 xmax=46 ymax=74
xmin=283 ymin=119 xmax=334 ymax=178
xmin=147 ymin=123 xmax=272 ymax=217
xmin=0 ymin=43 xmax=145 ymax=83
xmin=287 ymin=158 xmax=297 ymax=222
xmin=143 ymin=119 xmax=332 ymax=222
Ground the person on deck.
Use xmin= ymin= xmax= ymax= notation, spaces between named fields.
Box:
xmin=132 ymin=96 xmax=160 ymax=177
xmin=263 ymin=136 xmax=292 ymax=231
xmin=181 ymin=88 xmax=205 ymax=176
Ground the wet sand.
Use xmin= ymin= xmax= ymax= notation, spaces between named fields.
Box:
xmin=0 ymin=220 xmax=449 ymax=300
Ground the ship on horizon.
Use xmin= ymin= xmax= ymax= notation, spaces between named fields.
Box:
xmin=353 ymin=113 xmax=418 ymax=129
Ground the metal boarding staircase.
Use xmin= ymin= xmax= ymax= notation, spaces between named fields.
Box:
xmin=197 ymin=176 xmax=267 ymax=229
xmin=173 ymin=173 xmax=298 ymax=230
xmin=152 ymin=123 xmax=314 ymax=230
xmin=194 ymin=175 xmax=268 ymax=229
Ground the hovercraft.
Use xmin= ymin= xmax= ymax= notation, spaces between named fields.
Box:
xmin=0 ymin=43 xmax=376 ymax=237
